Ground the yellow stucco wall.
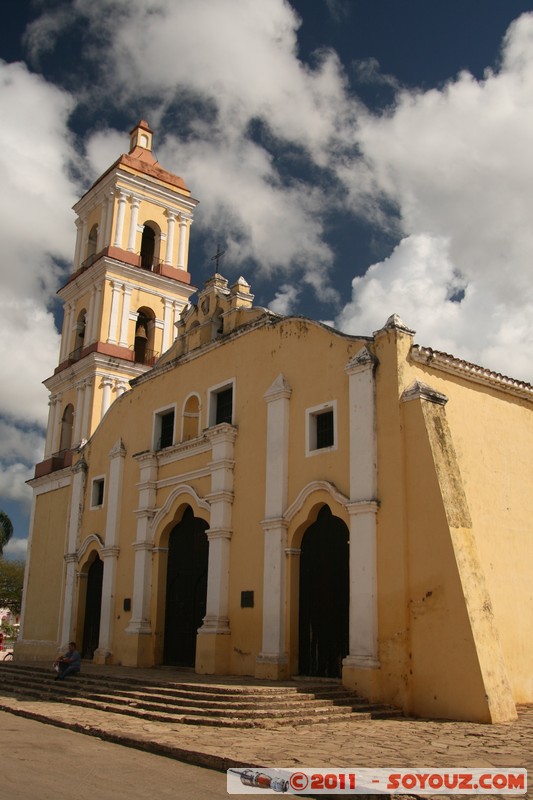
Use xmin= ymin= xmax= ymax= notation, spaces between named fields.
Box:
xmin=16 ymin=486 xmax=69 ymax=659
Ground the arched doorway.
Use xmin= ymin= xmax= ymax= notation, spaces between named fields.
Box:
xmin=81 ymin=555 xmax=103 ymax=659
xmin=163 ymin=506 xmax=209 ymax=666
xmin=298 ymin=505 xmax=349 ymax=678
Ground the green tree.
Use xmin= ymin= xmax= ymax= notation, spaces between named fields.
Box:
xmin=0 ymin=510 xmax=13 ymax=557
xmin=0 ymin=559 xmax=24 ymax=615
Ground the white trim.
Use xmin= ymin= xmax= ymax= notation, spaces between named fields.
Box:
xmin=90 ymin=474 xmax=106 ymax=509
xmin=305 ymin=400 xmax=338 ymax=457
xmin=284 ymin=480 xmax=349 ymax=523
xmin=77 ymin=533 xmax=104 ymax=562
xmin=150 ymin=484 xmax=211 ymax=537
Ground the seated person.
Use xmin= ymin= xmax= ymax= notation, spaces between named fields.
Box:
xmin=54 ymin=641 xmax=81 ymax=680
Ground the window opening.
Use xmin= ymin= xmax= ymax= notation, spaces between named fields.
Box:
xmin=91 ymin=478 xmax=105 ymax=508
xmin=316 ymin=410 xmax=334 ymax=449
xmin=157 ymin=410 xmax=175 ymax=449
xmin=215 ymin=387 xmax=233 ymax=425
xmin=140 ymin=225 xmax=155 ymax=269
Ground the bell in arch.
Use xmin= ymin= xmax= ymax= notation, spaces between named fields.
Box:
xmin=135 ymin=321 xmax=148 ymax=341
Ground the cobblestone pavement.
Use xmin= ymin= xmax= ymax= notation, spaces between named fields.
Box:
xmin=0 ymin=663 xmax=530 ymax=798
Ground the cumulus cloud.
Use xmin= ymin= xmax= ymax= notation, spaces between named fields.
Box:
xmin=269 ymin=283 xmax=300 ymax=315
xmin=3 ymin=537 xmax=28 ymax=559
xmin=337 ymin=12 xmax=533 ymax=381
xmin=0 ymin=61 xmax=78 ymax=522
xmin=28 ymin=0 xmax=355 ymax=298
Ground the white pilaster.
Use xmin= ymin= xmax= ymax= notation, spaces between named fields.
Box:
xmin=44 ymin=395 xmax=59 ymax=457
xmin=59 ymin=457 xmax=87 ymax=646
xmin=95 ymin=439 xmax=126 ymax=660
xmin=80 ymin=378 xmax=94 ymax=441
xmin=60 ymin=303 xmax=73 ymax=362
xmin=127 ymin=197 xmax=140 ymax=252
xmin=73 ymin=381 xmax=85 ymax=444
xmin=97 ymin=198 xmax=107 ymax=251
xmin=89 ymin=282 xmax=102 ymax=344
xmin=118 ymin=285 xmax=132 ymax=348
xmin=177 ymin=216 xmax=188 ymax=269
xmin=257 ymin=374 xmax=292 ymax=669
xmin=100 ymin=377 xmax=114 ymax=419
xmin=343 ymin=347 xmax=380 ymax=669
xmin=107 ymin=280 xmax=122 ymax=345
xmin=86 ymin=287 xmax=96 ymax=343
xmin=73 ymin=219 xmax=83 ymax=270
xmin=199 ymin=425 xmax=236 ymax=637
xmin=165 ymin=211 xmax=176 ymax=265
xmin=162 ymin=298 xmax=173 ymax=353
xmin=112 ymin=191 xmax=128 ymax=248
xmin=79 ymin=217 xmax=88 ymax=265
xmin=126 ymin=453 xmax=157 ymax=636
xmin=104 ymin=192 xmax=114 ymax=247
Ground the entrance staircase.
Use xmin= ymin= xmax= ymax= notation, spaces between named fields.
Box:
xmin=0 ymin=663 xmax=401 ymax=728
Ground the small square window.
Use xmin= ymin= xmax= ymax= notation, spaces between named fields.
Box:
xmin=91 ymin=477 xmax=105 ymax=508
xmin=306 ymin=401 xmax=337 ymax=456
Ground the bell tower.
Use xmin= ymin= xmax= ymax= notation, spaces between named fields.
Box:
xmin=36 ymin=121 xmax=198 ymax=476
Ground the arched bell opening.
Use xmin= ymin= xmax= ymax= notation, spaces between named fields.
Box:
xmin=59 ymin=403 xmax=74 ymax=453
xmin=86 ymin=224 xmax=98 ymax=262
xmin=140 ymin=221 xmax=160 ymax=270
xmin=74 ymin=309 xmax=87 ymax=356
xmin=134 ymin=306 xmax=156 ymax=365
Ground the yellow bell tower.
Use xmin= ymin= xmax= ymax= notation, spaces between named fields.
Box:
xmin=36 ymin=121 xmax=198 ymax=477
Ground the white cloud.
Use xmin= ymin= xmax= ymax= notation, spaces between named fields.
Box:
xmin=0 ymin=61 xmax=79 ymax=519
xmin=337 ymin=12 xmax=533 ymax=381
xmin=3 ymin=537 xmax=28 ymax=559
xmin=30 ymin=0 xmax=352 ymax=296
xmin=0 ymin=61 xmax=78 ymax=427
xmin=0 ymin=463 xmax=34 ymax=504
xmin=269 ymin=283 xmax=299 ymax=315
xmin=0 ymin=422 xmax=44 ymax=466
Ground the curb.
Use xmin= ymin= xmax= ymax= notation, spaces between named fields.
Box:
xmin=0 ymin=700 xmax=254 ymax=773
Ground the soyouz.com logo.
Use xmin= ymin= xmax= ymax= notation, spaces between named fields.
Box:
xmin=227 ymin=767 xmax=527 ymax=794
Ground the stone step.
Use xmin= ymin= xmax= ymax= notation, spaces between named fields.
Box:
xmin=0 ymin=671 xmax=369 ymax=712
xmin=0 ymin=663 xmax=401 ymax=727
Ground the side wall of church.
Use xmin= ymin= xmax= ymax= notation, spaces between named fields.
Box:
xmin=409 ymin=358 xmax=533 ymax=707
xmin=16 ymin=485 xmax=70 ymax=660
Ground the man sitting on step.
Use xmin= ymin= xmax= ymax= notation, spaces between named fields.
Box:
xmin=54 ymin=642 xmax=81 ymax=681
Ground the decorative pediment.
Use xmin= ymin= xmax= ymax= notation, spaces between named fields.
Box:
xmin=264 ymin=373 xmax=292 ymax=402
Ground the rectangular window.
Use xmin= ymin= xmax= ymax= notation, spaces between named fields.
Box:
xmin=216 ymin=387 xmax=233 ymax=425
xmin=306 ymin=401 xmax=337 ymax=456
xmin=208 ymin=380 xmax=236 ymax=427
xmin=159 ymin=410 xmax=175 ymax=448
xmin=153 ymin=407 xmax=176 ymax=450
xmin=90 ymin=477 xmax=105 ymax=508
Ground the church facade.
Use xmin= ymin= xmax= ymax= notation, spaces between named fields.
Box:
xmin=17 ymin=123 xmax=533 ymax=723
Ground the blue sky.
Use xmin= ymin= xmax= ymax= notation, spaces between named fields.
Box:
xmin=1 ymin=0 xmax=533 ymax=558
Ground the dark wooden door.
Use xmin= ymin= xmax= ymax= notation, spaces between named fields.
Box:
xmin=82 ymin=556 xmax=103 ymax=659
xmin=298 ymin=506 xmax=349 ymax=678
xmin=164 ymin=507 xmax=209 ymax=666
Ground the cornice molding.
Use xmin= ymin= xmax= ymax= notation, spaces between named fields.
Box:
xmin=410 ymin=345 xmax=533 ymax=403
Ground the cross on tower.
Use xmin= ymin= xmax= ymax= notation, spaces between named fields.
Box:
xmin=210 ymin=242 xmax=226 ymax=272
